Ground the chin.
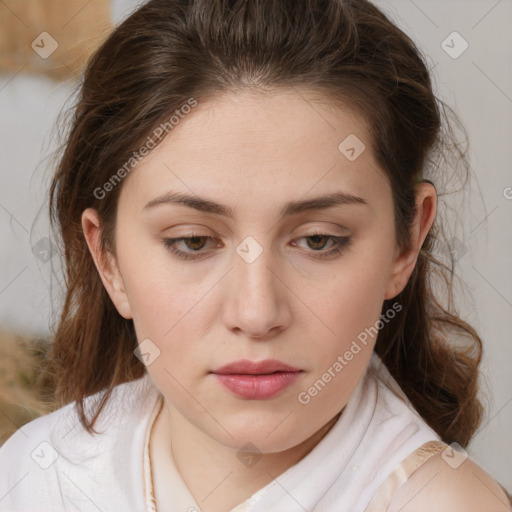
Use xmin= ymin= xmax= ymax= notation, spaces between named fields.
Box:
xmin=202 ymin=411 xmax=311 ymax=454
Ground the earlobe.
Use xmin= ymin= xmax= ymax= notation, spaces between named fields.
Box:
xmin=384 ymin=182 xmax=437 ymax=300
xmin=81 ymin=208 xmax=133 ymax=319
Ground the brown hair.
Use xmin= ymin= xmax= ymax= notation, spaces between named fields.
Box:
xmin=47 ymin=0 xmax=483 ymax=446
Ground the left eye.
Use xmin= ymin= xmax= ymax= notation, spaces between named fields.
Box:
xmin=293 ymin=233 xmax=338 ymax=251
xmin=162 ymin=233 xmax=351 ymax=261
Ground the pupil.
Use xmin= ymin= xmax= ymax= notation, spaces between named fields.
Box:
xmin=188 ymin=236 xmax=205 ymax=250
xmin=309 ymin=235 xmax=327 ymax=249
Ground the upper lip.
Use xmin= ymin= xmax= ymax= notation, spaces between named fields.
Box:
xmin=211 ymin=359 xmax=301 ymax=375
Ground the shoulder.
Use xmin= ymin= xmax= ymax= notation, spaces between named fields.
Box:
xmin=0 ymin=374 xmax=158 ymax=508
xmin=0 ymin=402 xmax=69 ymax=508
xmin=387 ymin=450 xmax=512 ymax=512
xmin=0 ymin=374 xmax=156 ymax=460
xmin=0 ymin=399 xmax=73 ymax=465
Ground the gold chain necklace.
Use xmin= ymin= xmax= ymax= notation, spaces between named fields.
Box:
xmin=144 ymin=396 xmax=164 ymax=512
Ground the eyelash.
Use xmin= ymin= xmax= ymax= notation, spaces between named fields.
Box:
xmin=162 ymin=231 xmax=351 ymax=261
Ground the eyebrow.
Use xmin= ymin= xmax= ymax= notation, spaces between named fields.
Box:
xmin=143 ymin=190 xmax=368 ymax=218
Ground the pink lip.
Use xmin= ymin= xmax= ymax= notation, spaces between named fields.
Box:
xmin=211 ymin=359 xmax=303 ymax=399
xmin=213 ymin=359 xmax=301 ymax=375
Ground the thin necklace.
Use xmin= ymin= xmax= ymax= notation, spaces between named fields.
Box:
xmin=144 ymin=396 xmax=164 ymax=512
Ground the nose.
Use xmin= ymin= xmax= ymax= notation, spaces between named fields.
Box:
xmin=222 ymin=239 xmax=291 ymax=340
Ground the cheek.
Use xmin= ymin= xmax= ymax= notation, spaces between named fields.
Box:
xmin=116 ymin=230 xmax=201 ymax=334
xmin=126 ymin=273 xmax=207 ymax=357
xmin=111 ymin=222 xmax=212 ymax=402
xmin=316 ymin=254 xmax=391 ymax=345
xmin=295 ymin=271 xmax=386 ymax=418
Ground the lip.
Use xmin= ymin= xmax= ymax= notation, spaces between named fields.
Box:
xmin=212 ymin=359 xmax=301 ymax=375
xmin=211 ymin=359 xmax=303 ymax=400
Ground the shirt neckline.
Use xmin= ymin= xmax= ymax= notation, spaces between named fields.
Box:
xmin=140 ymin=354 xmax=379 ymax=511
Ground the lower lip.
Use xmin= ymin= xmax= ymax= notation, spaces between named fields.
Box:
xmin=213 ymin=371 xmax=302 ymax=399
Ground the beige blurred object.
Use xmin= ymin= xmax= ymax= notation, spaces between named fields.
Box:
xmin=0 ymin=0 xmax=112 ymax=81
xmin=0 ymin=330 xmax=55 ymax=446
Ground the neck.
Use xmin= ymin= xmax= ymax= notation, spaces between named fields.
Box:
xmin=151 ymin=400 xmax=341 ymax=512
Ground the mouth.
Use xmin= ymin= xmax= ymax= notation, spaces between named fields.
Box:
xmin=211 ymin=359 xmax=303 ymax=399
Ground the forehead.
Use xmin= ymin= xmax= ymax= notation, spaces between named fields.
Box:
xmin=117 ymin=88 xmax=391 ymax=217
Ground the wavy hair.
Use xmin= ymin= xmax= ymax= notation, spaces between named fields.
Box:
xmin=47 ymin=0 xmax=483 ymax=447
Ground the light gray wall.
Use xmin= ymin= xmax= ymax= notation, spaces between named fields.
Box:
xmin=0 ymin=0 xmax=510 ymax=491
xmin=371 ymin=0 xmax=512 ymax=491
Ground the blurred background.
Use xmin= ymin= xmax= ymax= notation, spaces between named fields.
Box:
xmin=0 ymin=0 xmax=511 ymax=492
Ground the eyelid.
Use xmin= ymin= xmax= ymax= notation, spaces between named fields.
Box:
xmin=162 ymin=231 xmax=352 ymax=262
xmin=162 ymin=226 xmax=348 ymax=243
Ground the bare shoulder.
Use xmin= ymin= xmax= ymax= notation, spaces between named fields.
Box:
xmin=387 ymin=451 xmax=511 ymax=512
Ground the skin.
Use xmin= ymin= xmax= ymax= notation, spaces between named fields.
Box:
xmin=388 ymin=452 xmax=511 ymax=512
xmin=80 ymin=86 xmax=491 ymax=512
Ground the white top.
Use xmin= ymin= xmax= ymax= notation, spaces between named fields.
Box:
xmin=0 ymin=352 xmax=442 ymax=512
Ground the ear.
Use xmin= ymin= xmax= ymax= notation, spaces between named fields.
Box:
xmin=81 ymin=208 xmax=133 ymax=319
xmin=384 ymin=181 xmax=437 ymax=300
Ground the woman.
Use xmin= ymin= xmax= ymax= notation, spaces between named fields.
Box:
xmin=0 ymin=0 xmax=510 ymax=510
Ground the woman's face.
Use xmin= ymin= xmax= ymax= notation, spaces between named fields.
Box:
xmin=84 ymin=88 xmax=431 ymax=453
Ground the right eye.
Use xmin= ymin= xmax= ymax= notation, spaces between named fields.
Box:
xmin=162 ymin=235 xmax=218 ymax=260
